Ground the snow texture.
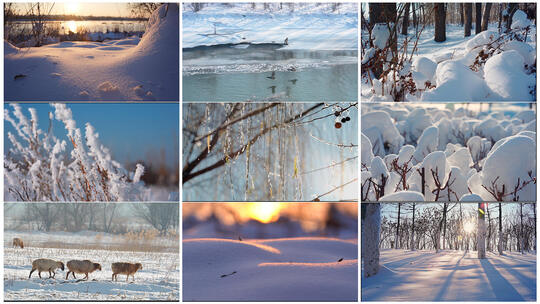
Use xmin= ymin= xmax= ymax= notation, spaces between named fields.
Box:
xmin=362 ymin=250 xmax=536 ymax=301
xmin=183 ymin=237 xmax=357 ymax=301
xmin=4 ymin=232 xmax=179 ymax=301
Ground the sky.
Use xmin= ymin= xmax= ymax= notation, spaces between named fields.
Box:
xmin=183 ymin=202 xmax=358 ymax=232
xmin=4 ymin=103 xmax=179 ymax=168
xmin=12 ymin=3 xmax=132 ymax=17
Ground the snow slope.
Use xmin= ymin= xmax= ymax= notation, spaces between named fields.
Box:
xmin=183 ymin=237 xmax=357 ymax=301
xmin=362 ymin=249 xmax=536 ymax=301
xmin=5 ymin=4 xmax=179 ymax=101
xmin=4 ymin=246 xmax=179 ymax=301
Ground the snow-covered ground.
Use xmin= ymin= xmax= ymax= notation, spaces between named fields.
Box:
xmin=4 ymin=232 xmax=179 ymax=301
xmin=182 ymin=3 xmax=357 ymax=50
xmin=362 ymin=103 xmax=536 ymax=201
xmin=362 ymin=249 xmax=536 ymax=301
xmin=5 ymin=4 xmax=179 ymax=101
xmin=183 ymin=237 xmax=357 ymax=301
xmin=362 ymin=16 xmax=537 ymax=101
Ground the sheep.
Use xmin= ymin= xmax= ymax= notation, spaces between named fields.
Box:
xmin=66 ymin=259 xmax=102 ymax=280
xmin=111 ymin=262 xmax=143 ymax=282
xmin=12 ymin=237 xmax=24 ymax=249
xmin=29 ymin=258 xmax=64 ymax=279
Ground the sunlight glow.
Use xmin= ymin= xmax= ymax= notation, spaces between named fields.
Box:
xmin=248 ymin=202 xmax=282 ymax=223
xmin=65 ymin=2 xmax=80 ymax=14
xmin=464 ymin=221 xmax=475 ymax=234
xmin=66 ymin=21 xmax=78 ymax=33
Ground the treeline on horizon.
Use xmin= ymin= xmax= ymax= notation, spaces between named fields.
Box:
xmin=9 ymin=14 xmax=147 ymax=22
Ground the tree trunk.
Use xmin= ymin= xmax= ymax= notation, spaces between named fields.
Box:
xmin=533 ymin=203 xmax=537 ymax=250
xmin=362 ymin=204 xmax=381 ymax=277
xmin=481 ymin=3 xmax=492 ymax=31
xmin=487 ymin=205 xmax=491 ymax=251
xmin=411 ymin=203 xmax=416 ymax=251
xmin=412 ymin=3 xmax=418 ymax=33
xmin=460 ymin=3 xmax=464 ymax=25
xmin=478 ymin=203 xmax=486 ymax=259
xmin=402 ymin=3 xmax=410 ymax=35
xmin=464 ymin=3 xmax=472 ymax=37
xmin=434 ymin=3 xmax=446 ymax=42
xmin=498 ymin=203 xmax=503 ymax=255
xmin=475 ymin=3 xmax=482 ymax=34
xmin=442 ymin=203 xmax=448 ymax=249
xmin=506 ymin=3 xmax=517 ymax=31
xmin=396 ymin=203 xmax=401 ymax=249
xmin=520 ymin=203 xmax=524 ymax=254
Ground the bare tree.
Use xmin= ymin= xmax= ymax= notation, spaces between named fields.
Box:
xmin=133 ymin=203 xmax=179 ymax=235
xmin=129 ymin=2 xmax=161 ymax=18
xmin=464 ymin=3 xmax=473 ymax=36
xmin=434 ymin=3 xmax=446 ymax=42
xmin=26 ymin=3 xmax=56 ymax=47
xmin=475 ymin=3 xmax=482 ymax=34
xmin=401 ymin=3 xmax=410 ymax=35
xmin=25 ymin=203 xmax=60 ymax=232
xmin=478 ymin=203 xmax=486 ymax=259
xmin=481 ymin=3 xmax=492 ymax=31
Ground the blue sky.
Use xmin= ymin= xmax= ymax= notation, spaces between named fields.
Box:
xmin=4 ymin=103 xmax=179 ymax=168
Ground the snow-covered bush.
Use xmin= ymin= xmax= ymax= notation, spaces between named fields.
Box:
xmin=362 ymin=104 xmax=536 ymax=202
xmin=362 ymin=10 xmax=536 ymax=102
xmin=5 ymin=104 xmax=149 ymax=201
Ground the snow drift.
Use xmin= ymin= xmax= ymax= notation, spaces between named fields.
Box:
xmin=183 ymin=237 xmax=357 ymax=301
xmin=5 ymin=4 xmax=179 ymax=101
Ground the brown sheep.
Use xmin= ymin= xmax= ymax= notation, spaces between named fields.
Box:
xmin=66 ymin=259 xmax=102 ymax=280
xmin=111 ymin=262 xmax=143 ymax=282
xmin=12 ymin=237 xmax=24 ymax=249
xmin=29 ymin=258 xmax=64 ymax=279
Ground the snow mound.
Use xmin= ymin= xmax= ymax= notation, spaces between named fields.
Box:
xmin=380 ymin=191 xmax=424 ymax=201
xmin=511 ymin=10 xmax=532 ymax=29
xmin=362 ymin=111 xmax=404 ymax=156
xmin=421 ymin=60 xmax=493 ymax=101
xmin=183 ymin=237 xmax=357 ymax=301
xmin=4 ymin=41 xmax=18 ymax=55
xmin=372 ymin=24 xmax=390 ymax=49
xmin=465 ymin=30 xmax=498 ymax=51
xmin=484 ymin=50 xmax=535 ymax=101
xmin=412 ymin=56 xmax=437 ymax=80
xmin=480 ymin=135 xmax=536 ymax=201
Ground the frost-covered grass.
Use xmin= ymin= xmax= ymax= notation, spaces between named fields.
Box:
xmin=362 ymin=249 xmax=536 ymax=301
xmin=5 ymin=4 xmax=179 ymax=101
xmin=4 ymin=103 xmax=171 ymax=202
xmin=4 ymin=238 xmax=179 ymax=301
xmin=362 ymin=14 xmax=536 ymax=102
xmin=362 ymin=103 xmax=536 ymax=201
xmin=183 ymin=237 xmax=357 ymax=301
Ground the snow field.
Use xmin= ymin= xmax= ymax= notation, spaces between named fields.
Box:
xmin=4 ymin=246 xmax=179 ymax=301
xmin=183 ymin=237 xmax=357 ymax=301
xmin=362 ymin=249 xmax=536 ymax=301
xmin=182 ymin=3 xmax=357 ymax=50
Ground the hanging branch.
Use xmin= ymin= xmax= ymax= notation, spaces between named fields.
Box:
xmin=183 ymin=103 xmax=324 ymax=184
xmin=311 ymin=178 xmax=358 ymax=201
